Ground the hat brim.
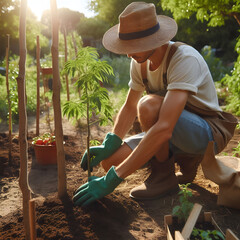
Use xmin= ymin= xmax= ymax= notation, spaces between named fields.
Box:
xmin=102 ymin=15 xmax=178 ymax=55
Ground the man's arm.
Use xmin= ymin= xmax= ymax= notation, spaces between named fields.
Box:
xmin=115 ymin=89 xmax=189 ymax=178
xmin=113 ymin=88 xmax=143 ymax=139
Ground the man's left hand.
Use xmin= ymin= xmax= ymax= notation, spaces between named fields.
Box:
xmin=73 ymin=166 xmax=123 ymax=207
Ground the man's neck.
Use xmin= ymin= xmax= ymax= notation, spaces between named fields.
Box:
xmin=149 ymin=43 xmax=169 ymax=71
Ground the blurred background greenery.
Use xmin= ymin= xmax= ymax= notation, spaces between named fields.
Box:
xmin=0 ymin=0 xmax=239 ymax=126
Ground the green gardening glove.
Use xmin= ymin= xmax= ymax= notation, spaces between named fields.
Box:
xmin=80 ymin=132 xmax=122 ymax=171
xmin=73 ymin=166 xmax=123 ymax=206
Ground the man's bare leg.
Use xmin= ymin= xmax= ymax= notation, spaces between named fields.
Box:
xmin=137 ymin=94 xmax=169 ymax=162
xmin=102 ymin=94 xmax=168 ymax=172
xmin=130 ymin=94 xmax=179 ymax=199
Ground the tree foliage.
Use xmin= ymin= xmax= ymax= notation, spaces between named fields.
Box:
xmin=41 ymin=8 xmax=84 ymax=38
xmin=77 ymin=17 xmax=109 ymax=40
xmin=0 ymin=0 xmax=48 ymax=59
xmin=90 ymin=0 xmax=162 ymax=25
xmin=161 ymin=0 xmax=240 ymax=27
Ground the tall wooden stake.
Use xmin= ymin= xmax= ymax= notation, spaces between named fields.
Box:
xmin=17 ymin=0 xmax=31 ymax=239
xmin=36 ymin=36 xmax=40 ymax=136
xmin=5 ymin=34 xmax=12 ymax=164
xmin=29 ymin=199 xmax=36 ymax=240
xmin=50 ymin=0 xmax=67 ymax=198
xmin=63 ymin=27 xmax=70 ymax=101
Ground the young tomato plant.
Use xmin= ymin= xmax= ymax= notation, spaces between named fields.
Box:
xmin=172 ymin=183 xmax=194 ymax=222
xmin=62 ymin=47 xmax=114 ymax=177
xmin=32 ymin=132 xmax=56 ymax=146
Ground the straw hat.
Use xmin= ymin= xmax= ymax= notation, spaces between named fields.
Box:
xmin=102 ymin=2 xmax=178 ymax=55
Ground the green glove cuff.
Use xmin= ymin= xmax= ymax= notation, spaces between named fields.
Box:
xmin=104 ymin=166 xmax=123 ymax=189
xmin=80 ymin=132 xmax=123 ymax=171
xmin=103 ymin=132 xmax=122 ymax=152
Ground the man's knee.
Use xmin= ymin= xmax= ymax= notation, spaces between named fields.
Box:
xmin=137 ymin=95 xmax=163 ymax=130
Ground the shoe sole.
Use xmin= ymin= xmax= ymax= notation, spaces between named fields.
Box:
xmin=129 ymin=186 xmax=180 ymax=201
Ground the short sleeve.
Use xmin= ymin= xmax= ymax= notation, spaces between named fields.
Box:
xmin=167 ymin=47 xmax=203 ymax=95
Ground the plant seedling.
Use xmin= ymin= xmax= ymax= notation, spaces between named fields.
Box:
xmin=192 ymin=228 xmax=225 ymax=240
xmin=62 ymin=47 xmax=114 ymax=177
xmin=172 ymin=183 xmax=194 ymax=222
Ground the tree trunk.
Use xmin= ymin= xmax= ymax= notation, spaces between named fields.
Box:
xmin=5 ymin=34 xmax=12 ymax=164
xmin=36 ymin=35 xmax=40 ymax=136
xmin=63 ymin=28 xmax=70 ymax=101
xmin=17 ymin=0 xmax=31 ymax=239
xmin=50 ymin=0 xmax=67 ymax=198
xmin=71 ymin=32 xmax=78 ymax=57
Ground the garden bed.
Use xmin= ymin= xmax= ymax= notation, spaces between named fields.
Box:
xmin=0 ymin=117 xmax=240 ymax=239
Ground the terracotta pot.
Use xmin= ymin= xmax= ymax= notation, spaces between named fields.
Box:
xmin=33 ymin=144 xmax=57 ymax=165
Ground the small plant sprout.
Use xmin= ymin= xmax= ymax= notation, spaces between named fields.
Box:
xmin=192 ymin=228 xmax=225 ymax=240
xmin=172 ymin=183 xmax=194 ymax=222
xmin=62 ymin=47 xmax=114 ymax=177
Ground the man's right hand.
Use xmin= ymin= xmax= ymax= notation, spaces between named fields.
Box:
xmin=80 ymin=132 xmax=122 ymax=171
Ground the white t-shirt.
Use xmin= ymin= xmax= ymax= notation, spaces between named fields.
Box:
xmin=128 ymin=41 xmax=222 ymax=112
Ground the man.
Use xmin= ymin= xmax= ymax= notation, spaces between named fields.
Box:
xmin=73 ymin=2 xmax=236 ymax=207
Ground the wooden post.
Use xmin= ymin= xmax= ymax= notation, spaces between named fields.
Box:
xmin=50 ymin=0 xmax=67 ymax=198
xmin=5 ymin=34 xmax=12 ymax=164
xmin=29 ymin=199 xmax=36 ymax=240
xmin=181 ymin=203 xmax=202 ymax=240
xmin=17 ymin=0 xmax=31 ymax=239
xmin=63 ymin=27 xmax=70 ymax=101
xmin=36 ymin=36 xmax=40 ymax=136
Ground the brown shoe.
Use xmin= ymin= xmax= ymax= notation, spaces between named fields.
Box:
xmin=175 ymin=154 xmax=203 ymax=184
xmin=130 ymin=156 xmax=179 ymax=200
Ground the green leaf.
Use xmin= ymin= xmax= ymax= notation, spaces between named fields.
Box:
xmin=172 ymin=206 xmax=180 ymax=216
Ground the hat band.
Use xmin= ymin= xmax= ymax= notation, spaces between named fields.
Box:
xmin=119 ymin=23 xmax=160 ymax=40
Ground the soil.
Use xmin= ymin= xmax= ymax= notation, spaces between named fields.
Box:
xmin=0 ymin=114 xmax=240 ymax=240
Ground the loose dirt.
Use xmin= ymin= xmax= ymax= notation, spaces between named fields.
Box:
xmin=0 ymin=114 xmax=240 ymax=240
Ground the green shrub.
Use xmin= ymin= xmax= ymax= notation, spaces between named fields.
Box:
xmin=101 ymin=55 xmax=131 ymax=89
xmin=220 ymin=37 xmax=240 ymax=116
xmin=201 ymin=45 xmax=231 ymax=82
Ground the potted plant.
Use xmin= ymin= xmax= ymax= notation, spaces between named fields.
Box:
xmin=32 ymin=132 xmax=57 ymax=165
xmin=164 ymin=184 xmax=239 ymax=240
xmin=62 ymin=47 xmax=114 ymax=177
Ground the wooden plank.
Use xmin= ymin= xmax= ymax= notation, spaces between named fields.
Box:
xmin=175 ymin=231 xmax=184 ymax=240
xmin=164 ymin=215 xmax=173 ymax=226
xmin=226 ymin=229 xmax=239 ymax=240
xmin=166 ymin=225 xmax=174 ymax=240
xmin=204 ymin=212 xmax=224 ymax=235
xmin=164 ymin=215 xmax=174 ymax=240
xmin=204 ymin=212 xmax=212 ymax=222
xmin=181 ymin=203 xmax=202 ymax=240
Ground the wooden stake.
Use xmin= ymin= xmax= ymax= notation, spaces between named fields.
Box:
xmin=181 ymin=203 xmax=202 ymax=240
xmin=29 ymin=199 xmax=36 ymax=240
xmin=63 ymin=27 xmax=70 ymax=101
xmin=36 ymin=36 xmax=40 ymax=136
xmin=17 ymin=0 xmax=31 ymax=239
xmin=5 ymin=34 xmax=12 ymax=164
xmin=50 ymin=0 xmax=67 ymax=198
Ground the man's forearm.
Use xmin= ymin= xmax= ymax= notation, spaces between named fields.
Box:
xmin=113 ymin=104 xmax=138 ymax=139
